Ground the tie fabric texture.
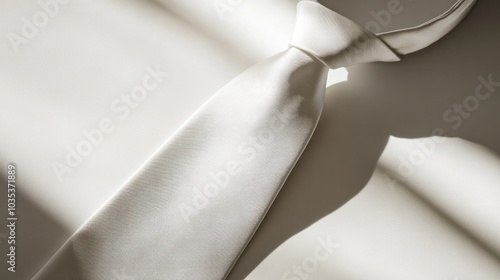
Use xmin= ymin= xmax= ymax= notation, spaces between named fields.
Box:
xmin=33 ymin=0 xmax=476 ymax=279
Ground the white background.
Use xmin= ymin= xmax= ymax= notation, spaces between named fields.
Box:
xmin=1 ymin=0 xmax=499 ymax=279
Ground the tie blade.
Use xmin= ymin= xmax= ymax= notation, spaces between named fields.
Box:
xmin=33 ymin=48 xmax=328 ymax=280
xmin=378 ymin=0 xmax=478 ymax=55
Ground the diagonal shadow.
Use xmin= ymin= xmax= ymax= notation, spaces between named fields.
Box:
xmin=147 ymin=0 xmax=256 ymax=67
xmin=227 ymin=0 xmax=500 ymax=278
xmin=377 ymin=163 xmax=500 ymax=265
xmin=0 ymin=171 xmax=71 ymax=280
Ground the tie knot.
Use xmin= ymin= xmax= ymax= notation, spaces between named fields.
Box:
xmin=289 ymin=1 xmax=400 ymax=69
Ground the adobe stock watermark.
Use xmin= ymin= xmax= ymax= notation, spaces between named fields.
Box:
xmin=282 ymin=235 xmax=340 ymax=280
xmin=343 ymin=0 xmax=408 ymax=64
xmin=52 ymin=65 xmax=169 ymax=183
xmin=364 ymin=0 xmax=409 ymax=35
xmin=443 ymin=74 xmax=500 ymax=130
xmin=178 ymin=96 xmax=304 ymax=223
xmin=384 ymin=135 xmax=447 ymax=191
xmin=7 ymin=0 xmax=70 ymax=53
xmin=384 ymin=74 xmax=500 ymax=190
xmin=213 ymin=0 xmax=244 ymax=21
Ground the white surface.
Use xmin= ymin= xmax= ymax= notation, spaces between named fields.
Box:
xmin=1 ymin=0 xmax=499 ymax=279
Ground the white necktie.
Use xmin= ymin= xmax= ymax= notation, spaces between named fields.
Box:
xmin=33 ymin=0 xmax=476 ymax=279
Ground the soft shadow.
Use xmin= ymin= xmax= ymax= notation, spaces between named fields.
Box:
xmin=0 ymin=172 xmax=71 ymax=280
xmin=227 ymin=0 xmax=500 ymax=278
